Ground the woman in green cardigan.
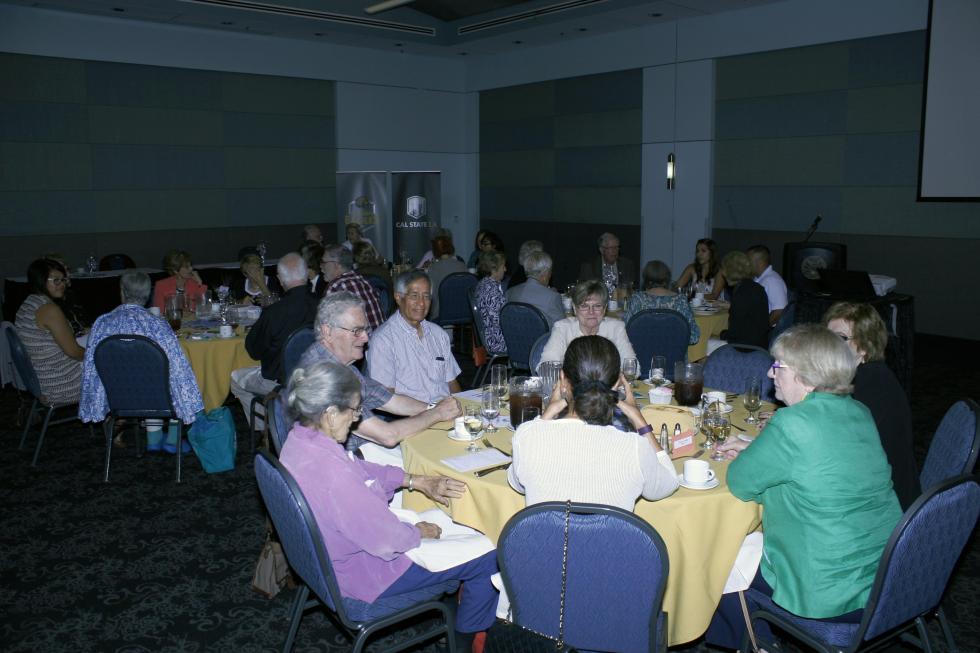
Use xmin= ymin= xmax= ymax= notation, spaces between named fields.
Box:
xmin=706 ymin=324 xmax=902 ymax=650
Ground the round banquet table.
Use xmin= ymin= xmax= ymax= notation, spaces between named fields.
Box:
xmin=401 ymin=391 xmax=769 ymax=646
xmin=178 ymin=329 xmax=257 ymax=410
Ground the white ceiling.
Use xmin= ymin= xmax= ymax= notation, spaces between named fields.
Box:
xmin=0 ymin=0 xmax=791 ymax=57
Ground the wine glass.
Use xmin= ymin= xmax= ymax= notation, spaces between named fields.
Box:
xmin=622 ymin=357 xmax=639 ymax=389
xmin=491 ymin=364 xmax=508 ymax=404
xmin=481 ymin=385 xmax=500 ymax=434
xmin=709 ymin=415 xmax=731 ymax=462
xmin=537 ymin=361 xmax=562 ymax=407
xmin=464 ymin=405 xmax=483 ymax=452
xmin=648 ymin=355 xmax=666 ymax=386
xmin=743 ymin=378 xmax=763 ymax=425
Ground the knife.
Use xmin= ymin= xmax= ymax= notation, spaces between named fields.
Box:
xmin=474 ymin=463 xmax=511 ymax=477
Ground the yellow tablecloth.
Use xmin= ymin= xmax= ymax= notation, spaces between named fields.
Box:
xmin=690 ymin=308 xmax=729 ymax=361
xmin=179 ymin=334 xmax=257 ymax=410
xmin=402 ymin=394 xmax=767 ymax=646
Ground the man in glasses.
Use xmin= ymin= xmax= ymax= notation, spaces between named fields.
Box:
xmin=299 ymin=292 xmax=461 ymax=463
xmin=320 ymin=244 xmax=385 ymax=329
xmin=578 ymin=232 xmax=636 ymax=291
xmin=367 ymin=271 xmax=462 ymax=404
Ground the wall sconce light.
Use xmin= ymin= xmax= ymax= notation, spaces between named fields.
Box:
xmin=666 ymin=152 xmax=675 ymax=189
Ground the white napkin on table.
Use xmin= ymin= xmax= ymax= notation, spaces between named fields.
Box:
xmin=441 ymin=448 xmax=510 ymax=473
xmin=390 ymin=508 xmax=495 ymax=572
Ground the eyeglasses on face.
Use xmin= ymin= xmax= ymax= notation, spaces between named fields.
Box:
xmin=401 ymin=292 xmax=432 ymax=302
xmin=346 ymin=403 xmax=363 ymax=418
xmin=47 ymin=277 xmax=67 ymax=285
xmin=333 ymin=324 xmax=372 ymax=337
xmin=771 ymin=362 xmax=789 ymax=370
xmin=578 ymin=303 xmax=605 ymax=313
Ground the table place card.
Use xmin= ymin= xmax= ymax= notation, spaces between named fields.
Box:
xmin=441 ymin=449 xmax=511 ymax=473
xmin=453 ymin=388 xmax=485 ymax=401
xmin=670 ymin=429 xmax=697 ymax=459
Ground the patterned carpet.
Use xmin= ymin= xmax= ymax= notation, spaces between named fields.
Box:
xmin=1 ymin=333 xmax=976 ymax=652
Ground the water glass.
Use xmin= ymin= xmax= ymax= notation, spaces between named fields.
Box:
xmin=481 ymin=385 xmax=500 ymax=434
xmin=743 ymin=378 xmax=763 ymax=424
xmin=464 ymin=405 xmax=483 ymax=452
xmin=621 ymin=357 xmax=639 ymax=388
xmin=537 ymin=361 xmax=562 ymax=404
xmin=649 ymin=355 xmax=666 ymax=385
xmin=491 ymin=364 xmax=508 ymax=403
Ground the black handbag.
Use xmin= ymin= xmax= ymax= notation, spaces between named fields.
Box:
xmin=485 ymin=501 xmax=577 ymax=653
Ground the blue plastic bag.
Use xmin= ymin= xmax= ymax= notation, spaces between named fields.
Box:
xmin=188 ymin=407 xmax=237 ymax=473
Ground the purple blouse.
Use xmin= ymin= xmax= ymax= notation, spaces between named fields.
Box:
xmin=278 ymin=423 xmax=418 ymax=602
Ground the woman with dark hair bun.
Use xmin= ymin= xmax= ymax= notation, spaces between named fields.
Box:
xmin=14 ymin=258 xmax=85 ymax=405
xmin=508 ymin=335 xmax=679 ymax=511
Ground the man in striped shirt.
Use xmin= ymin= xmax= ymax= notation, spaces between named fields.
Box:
xmin=320 ymin=243 xmax=385 ymax=329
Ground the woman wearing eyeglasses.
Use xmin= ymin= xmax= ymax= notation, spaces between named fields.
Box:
xmin=539 ymin=279 xmax=637 ymax=366
xmin=278 ymin=361 xmax=499 ymax=650
xmin=706 ymin=324 xmax=901 ymax=650
xmin=14 ymin=258 xmax=85 ymax=405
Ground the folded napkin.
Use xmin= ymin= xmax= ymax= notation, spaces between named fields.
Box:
xmin=723 ymin=532 xmax=764 ymax=593
xmin=390 ymin=508 xmax=495 ymax=572
xmin=453 ymin=388 xmax=485 ymax=401
xmin=441 ymin=448 xmax=511 ymax=473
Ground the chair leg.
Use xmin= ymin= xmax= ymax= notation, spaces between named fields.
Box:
xmin=936 ymin=606 xmax=958 ymax=653
xmin=282 ymin=585 xmax=309 ymax=653
xmin=915 ymin=616 xmax=934 ymax=653
xmin=30 ymin=405 xmax=56 ymax=466
xmin=103 ymin=418 xmax=115 ymax=483
xmin=175 ymin=421 xmax=183 ymax=484
xmin=18 ymin=397 xmax=39 ymax=449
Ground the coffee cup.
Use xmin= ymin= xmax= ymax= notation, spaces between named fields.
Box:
xmin=683 ymin=459 xmax=715 ymax=485
xmin=148 ymin=306 xmax=161 ymax=317
xmin=706 ymin=390 xmax=726 ymax=405
xmin=453 ymin=416 xmax=467 ymax=438
xmin=219 ymin=324 xmax=234 ymax=338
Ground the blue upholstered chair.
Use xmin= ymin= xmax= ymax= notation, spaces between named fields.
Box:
xmin=362 ymin=274 xmax=391 ymax=318
xmin=768 ymin=300 xmax=796 ymax=347
xmin=625 ymin=309 xmax=689 ymax=379
xmin=498 ymin=501 xmax=669 ymax=652
xmin=281 ymin=326 xmax=316 ymax=384
xmin=743 ymin=475 xmax=980 ymax=653
xmin=436 ymin=272 xmax=478 ymax=329
xmin=919 ymin=399 xmax=979 ymax=492
xmin=468 ymin=287 xmax=507 ymax=388
xmin=5 ymin=322 xmax=89 ymax=467
xmin=499 ymin=302 xmax=550 ymax=373
xmin=529 ymin=332 xmax=549 ymax=375
xmin=94 ymin=334 xmax=185 ymax=483
xmin=703 ymin=344 xmax=775 ymax=402
xmin=253 ymin=451 xmax=458 ymax=653
xmin=267 ymin=394 xmax=291 ymax=458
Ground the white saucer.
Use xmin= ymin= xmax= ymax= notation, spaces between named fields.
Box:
xmin=706 ymin=402 xmax=735 ymax=414
xmin=677 ymin=473 xmax=720 ymax=490
xmin=737 ymin=433 xmax=756 ymax=443
xmin=448 ymin=430 xmax=481 ymax=442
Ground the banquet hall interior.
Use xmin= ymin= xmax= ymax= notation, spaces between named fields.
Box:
xmin=1 ymin=0 xmax=978 ymax=651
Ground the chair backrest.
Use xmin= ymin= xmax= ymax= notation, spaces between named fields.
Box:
xmin=919 ymin=399 xmax=979 ymax=492
xmin=437 ymin=272 xmax=478 ymax=326
xmin=768 ymin=300 xmax=796 ymax=347
xmin=704 ymin=344 xmax=775 ymax=401
xmin=0 ymin=321 xmax=27 ymax=390
xmin=499 ymin=303 xmax=550 ymax=372
xmin=498 ymin=501 xmax=669 ymax=652
xmin=281 ymin=327 xmax=316 ymax=384
xmin=93 ymin=335 xmax=175 ymax=419
xmin=268 ymin=393 xmax=291 ymax=457
xmin=98 ymin=253 xmax=135 ymax=271
xmin=858 ymin=476 xmax=980 ymax=642
xmin=3 ymin=322 xmax=43 ymax=398
xmin=362 ymin=274 xmax=391 ymax=317
xmin=254 ymin=451 xmax=352 ymax=624
xmin=468 ymin=287 xmax=501 ymax=355
xmin=529 ymin=332 xmax=550 ymax=375
xmin=626 ymin=309 xmax=689 ymax=379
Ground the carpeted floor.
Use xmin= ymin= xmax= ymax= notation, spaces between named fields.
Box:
xmin=1 ymin=333 xmax=976 ymax=652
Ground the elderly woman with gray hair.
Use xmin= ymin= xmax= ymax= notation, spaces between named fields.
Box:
xmin=539 ymin=279 xmax=636 ymax=365
xmin=80 ymin=271 xmax=203 ymax=452
xmin=706 ymin=324 xmax=901 ymax=650
xmin=278 ymin=361 xmax=498 ymax=649
xmin=623 ymin=260 xmax=700 ymax=344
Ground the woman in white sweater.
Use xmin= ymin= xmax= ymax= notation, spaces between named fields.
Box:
xmin=508 ymin=335 xmax=679 ymax=511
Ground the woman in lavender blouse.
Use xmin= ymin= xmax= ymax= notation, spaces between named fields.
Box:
xmin=278 ymin=361 xmax=499 ymax=648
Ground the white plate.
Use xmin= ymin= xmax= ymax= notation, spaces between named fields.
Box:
xmin=448 ymin=430 xmax=481 ymax=442
xmin=677 ymin=473 xmax=720 ymax=490
xmin=737 ymin=433 xmax=756 ymax=443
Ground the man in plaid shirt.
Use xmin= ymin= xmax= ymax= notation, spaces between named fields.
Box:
xmin=320 ymin=243 xmax=385 ymax=329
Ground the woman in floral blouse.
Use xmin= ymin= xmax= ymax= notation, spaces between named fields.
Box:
xmin=475 ymin=250 xmax=507 ymax=354
xmin=624 ymin=260 xmax=700 ymax=345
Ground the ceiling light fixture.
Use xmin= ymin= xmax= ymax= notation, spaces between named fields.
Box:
xmin=364 ymin=0 xmax=415 ymax=15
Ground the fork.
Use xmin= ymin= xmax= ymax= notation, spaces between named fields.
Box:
xmin=482 ymin=436 xmax=504 ymax=453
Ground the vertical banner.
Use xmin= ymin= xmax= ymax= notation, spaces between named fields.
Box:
xmin=335 ymin=172 xmax=389 ymax=260
xmin=391 ymin=171 xmax=440 ymax=265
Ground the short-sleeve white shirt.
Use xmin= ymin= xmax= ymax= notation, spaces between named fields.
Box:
xmin=366 ymin=311 xmax=461 ymax=404
xmin=754 ymin=265 xmax=788 ymax=313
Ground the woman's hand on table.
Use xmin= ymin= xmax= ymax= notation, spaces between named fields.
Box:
xmin=542 ymin=381 xmax=566 ymax=419
xmin=714 ymin=438 xmax=750 ymax=460
xmin=411 ymin=474 xmax=467 ymax=506
xmin=416 ymin=521 xmax=442 ymax=539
